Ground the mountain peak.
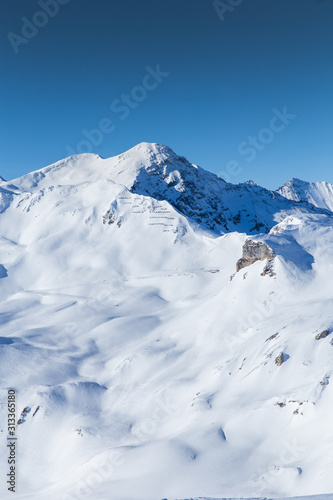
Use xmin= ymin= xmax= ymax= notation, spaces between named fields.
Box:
xmin=129 ymin=141 xmax=173 ymax=153
xmin=3 ymin=143 xmax=332 ymax=235
xmin=277 ymin=177 xmax=333 ymax=212
xmin=106 ymin=144 xmax=330 ymax=234
xmin=117 ymin=142 xmax=181 ymax=167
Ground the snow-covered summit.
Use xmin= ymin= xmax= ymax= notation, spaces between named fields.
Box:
xmin=277 ymin=177 xmax=333 ymax=212
xmin=3 ymin=143 xmax=330 ymax=235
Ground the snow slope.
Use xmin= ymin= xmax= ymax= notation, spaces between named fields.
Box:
xmin=277 ymin=178 xmax=333 ymax=212
xmin=177 ymin=497 xmax=333 ymax=500
xmin=0 ymin=144 xmax=333 ymax=500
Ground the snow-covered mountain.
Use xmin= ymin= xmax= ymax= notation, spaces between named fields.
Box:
xmin=277 ymin=177 xmax=333 ymax=212
xmin=1 ymin=143 xmax=333 ymax=500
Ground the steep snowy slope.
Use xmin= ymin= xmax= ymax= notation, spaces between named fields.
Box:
xmin=277 ymin=178 xmax=333 ymax=212
xmin=6 ymin=143 xmax=328 ymax=235
xmin=0 ymin=144 xmax=333 ymax=500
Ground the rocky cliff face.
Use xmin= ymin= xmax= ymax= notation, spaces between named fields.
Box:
xmin=236 ymin=239 xmax=274 ymax=272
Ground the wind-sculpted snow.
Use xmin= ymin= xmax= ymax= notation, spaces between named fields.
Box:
xmin=1 ymin=144 xmax=333 ymax=500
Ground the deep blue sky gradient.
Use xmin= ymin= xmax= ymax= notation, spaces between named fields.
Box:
xmin=0 ymin=0 xmax=332 ymax=189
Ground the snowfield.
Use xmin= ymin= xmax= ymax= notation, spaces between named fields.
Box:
xmin=1 ymin=143 xmax=333 ymax=500
xmin=176 ymin=497 xmax=333 ymax=500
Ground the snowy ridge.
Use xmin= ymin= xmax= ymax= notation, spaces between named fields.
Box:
xmin=277 ymin=178 xmax=333 ymax=212
xmin=0 ymin=144 xmax=333 ymax=500
xmin=4 ymin=143 xmax=330 ymax=234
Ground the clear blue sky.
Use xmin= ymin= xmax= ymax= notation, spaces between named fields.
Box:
xmin=0 ymin=0 xmax=332 ymax=189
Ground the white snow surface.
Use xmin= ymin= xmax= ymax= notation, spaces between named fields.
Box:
xmin=277 ymin=178 xmax=333 ymax=212
xmin=177 ymin=497 xmax=333 ymax=500
xmin=0 ymin=143 xmax=333 ymax=500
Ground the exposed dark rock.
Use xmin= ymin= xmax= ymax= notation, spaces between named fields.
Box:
xmin=17 ymin=406 xmax=31 ymax=424
xmin=103 ymin=209 xmax=116 ymax=225
xmin=103 ymin=208 xmax=122 ymax=227
xmin=236 ymin=257 xmax=250 ymax=272
xmin=261 ymin=258 xmax=275 ymax=277
xmin=236 ymin=239 xmax=274 ymax=272
xmin=266 ymin=332 xmax=279 ymax=342
xmin=275 ymin=352 xmax=285 ymax=366
xmin=315 ymin=329 xmax=330 ymax=340
xmin=233 ymin=211 xmax=241 ymax=224
xmin=33 ymin=406 xmax=40 ymax=417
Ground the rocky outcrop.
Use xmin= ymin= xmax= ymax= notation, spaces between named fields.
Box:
xmin=261 ymin=258 xmax=275 ymax=277
xmin=236 ymin=239 xmax=274 ymax=272
xmin=275 ymin=352 xmax=285 ymax=366
xmin=315 ymin=329 xmax=330 ymax=340
xmin=103 ymin=208 xmax=122 ymax=228
xmin=17 ymin=406 xmax=31 ymax=425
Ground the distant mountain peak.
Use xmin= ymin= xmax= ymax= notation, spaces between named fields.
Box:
xmin=277 ymin=177 xmax=333 ymax=212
